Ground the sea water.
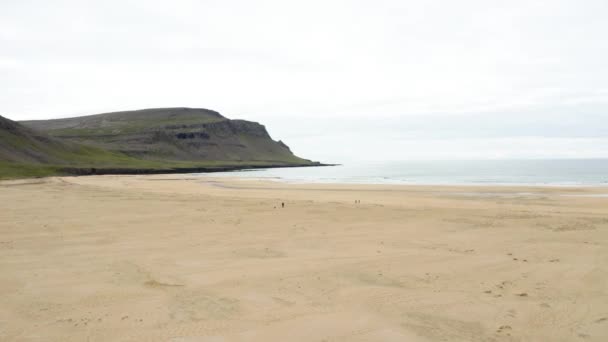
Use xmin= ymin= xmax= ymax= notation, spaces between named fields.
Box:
xmin=198 ymin=159 xmax=608 ymax=186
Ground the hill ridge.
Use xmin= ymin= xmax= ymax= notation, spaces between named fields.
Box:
xmin=1 ymin=108 xmax=322 ymax=179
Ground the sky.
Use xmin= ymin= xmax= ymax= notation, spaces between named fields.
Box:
xmin=1 ymin=0 xmax=607 ymax=162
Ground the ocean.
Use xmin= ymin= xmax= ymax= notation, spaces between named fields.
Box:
xmin=199 ymin=159 xmax=608 ymax=186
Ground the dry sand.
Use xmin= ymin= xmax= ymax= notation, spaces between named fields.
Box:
xmin=1 ymin=175 xmax=607 ymax=341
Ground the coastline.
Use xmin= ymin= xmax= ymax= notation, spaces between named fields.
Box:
xmin=199 ymin=175 xmax=608 ymax=188
xmin=0 ymin=161 xmax=337 ymax=181
xmin=60 ymin=173 xmax=608 ymax=197
xmin=191 ymin=159 xmax=608 ymax=188
xmin=2 ymin=175 xmax=607 ymax=341
xmin=59 ymin=161 xmax=337 ymax=176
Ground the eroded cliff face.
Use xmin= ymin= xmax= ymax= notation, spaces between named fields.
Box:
xmin=152 ymin=119 xmax=296 ymax=162
xmin=170 ymin=120 xmax=271 ymax=140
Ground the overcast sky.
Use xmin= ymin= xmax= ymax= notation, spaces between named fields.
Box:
xmin=2 ymin=0 xmax=607 ymax=162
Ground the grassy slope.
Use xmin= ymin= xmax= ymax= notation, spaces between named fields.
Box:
xmin=0 ymin=118 xmax=167 ymax=179
xmin=0 ymin=162 xmax=61 ymax=179
xmin=21 ymin=108 xmax=312 ymax=164
xmin=2 ymin=109 xmax=317 ymax=180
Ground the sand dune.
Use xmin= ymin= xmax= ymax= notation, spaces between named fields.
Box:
xmin=1 ymin=175 xmax=607 ymax=341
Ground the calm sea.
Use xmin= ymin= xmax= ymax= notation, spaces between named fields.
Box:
xmin=199 ymin=159 xmax=608 ymax=186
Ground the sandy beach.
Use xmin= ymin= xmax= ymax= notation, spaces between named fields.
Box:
xmin=1 ymin=175 xmax=607 ymax=341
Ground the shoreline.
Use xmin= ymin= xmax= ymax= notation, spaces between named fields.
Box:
xmin=0 ymin=161 xmax=338 ymax=181
xmin=197 ymin=175 xmax=608 ymax=188
xmin=36 ymin=175 xmax=608 ymax=207
xmin=59 ymin=161 xmax=337 ymax=176
xmin=95 ymin=174 xmax=608 ymax=193
xmin=4 ymin=175 xmax=608 ymax=200
xmin=6 ymin=173 xmax=606 ymax=195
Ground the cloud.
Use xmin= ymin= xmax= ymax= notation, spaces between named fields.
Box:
xmin=1 ymin=0 xmax=607 ymax=160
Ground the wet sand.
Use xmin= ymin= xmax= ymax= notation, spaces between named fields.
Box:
xmin=1 ymin=175 xmax=607 ymax=341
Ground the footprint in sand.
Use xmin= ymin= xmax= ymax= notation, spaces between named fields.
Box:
xmin=144 ymin=279 xmax=184 ymax=288
xmin=497 ymin=325 xmax=512 ymax=334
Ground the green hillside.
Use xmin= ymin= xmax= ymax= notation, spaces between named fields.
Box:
xmin=21 ymin=107 xmax=310 ymax=164
xmin=1 ymin=108 xmax=319 ymax=179
xmin=0 ymin=115 xmax=172 ymax=179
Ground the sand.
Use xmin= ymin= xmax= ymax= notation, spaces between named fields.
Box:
xmin=1 ymin=175 xmax=607 ymax=341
